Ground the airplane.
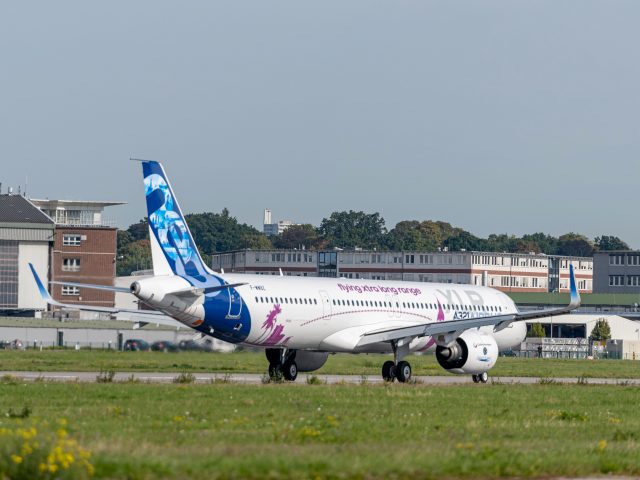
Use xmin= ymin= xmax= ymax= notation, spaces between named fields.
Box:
xmin=30 ymin=160 xmax=581 ymax=383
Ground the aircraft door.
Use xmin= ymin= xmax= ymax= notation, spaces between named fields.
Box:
xmin=226 ymin=289 xmax=243 ymax=319
xmin=385 ymin=294 xmax=399 ymax=318
xmin=319 ymin=290 xmax=332 ymax=320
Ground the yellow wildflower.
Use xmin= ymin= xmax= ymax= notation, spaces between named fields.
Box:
xmin=10 ymin=454 xmax=23 ymax=464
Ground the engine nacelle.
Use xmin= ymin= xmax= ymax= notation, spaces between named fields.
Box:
xmin=435 ymin=330 xmax=498 ymax=375
xmin=296 ymin=351 xmax=330 ymax=372
xmin=130 ymin=275 xmax=205 ymax=327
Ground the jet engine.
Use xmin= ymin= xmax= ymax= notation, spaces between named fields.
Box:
xmin=435 ymin=330 xmax=498 ymax=375
xmin=295 ymin=351 xmax=330 ymax=372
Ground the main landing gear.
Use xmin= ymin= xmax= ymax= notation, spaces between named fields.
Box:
xmin=382 ymin=360 xmax=412 ymax=383
xmin=266 ymin=348 xmax=298 ymax=381
xmin=381 ymin=340 xmax=412 ymax=383
xmin=471 ymin=372 xmax=489 ymax=384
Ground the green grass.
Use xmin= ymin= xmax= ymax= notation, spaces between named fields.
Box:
xmin=0 ymin=381 xmax=638 ymax=479
xmin=1 ymin=350 xmax=640 ymax=378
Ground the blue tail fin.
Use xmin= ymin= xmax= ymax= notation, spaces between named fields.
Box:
xmin=140 ymin=160 xmax=209 ymax=279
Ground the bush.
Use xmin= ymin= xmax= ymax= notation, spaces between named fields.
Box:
xmin=530 ymin=323 xmax=546 ymax=338
xmin=0 ymin=419 xmax=93 ymax=479
xmin=96 ymin=370 xmax=115 ymax=383
xmin=173 ymin=372 xmax=195 ymax=384
xmin=590 ymin=318 xmax=611 ymax=341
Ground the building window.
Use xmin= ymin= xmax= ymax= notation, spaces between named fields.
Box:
xmin=609 ymin=275 xmax=625 ymax=287
xmin=62 ymin=258 xmax=81 ymax=272
xmin=610 ymin=254 xmax=624 ymax=266
xmin=62 ymin=285 xmax=80 ymax=295
xmin=62 ymin=234 xmax=82 ymax=246
xmin=628 ymin=276 xmax=640 ymax=287
xmin=0 ymin=240 xmax=19 ymax=308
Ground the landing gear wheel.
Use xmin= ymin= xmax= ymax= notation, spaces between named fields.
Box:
xmin=282 ymin=360 xmax=298 ymax=381
xmin=395 ymin=361 xmax=412 ymax=383
xmin=472 ymin=374 xmax=480 ymax=383
xmin=268 ymin=363 xmax=282 ymax=381
xmin=479 ymin=372 xmax=489 ymax=384
xmin=382 ymin=360 xmax=396 ymax=382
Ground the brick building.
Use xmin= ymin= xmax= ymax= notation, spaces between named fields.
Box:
xmin=31 ymin=199 xmax=124 ymax=308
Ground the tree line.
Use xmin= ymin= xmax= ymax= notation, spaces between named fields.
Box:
xmin=116 ymin=209 xmax=630 ymax=276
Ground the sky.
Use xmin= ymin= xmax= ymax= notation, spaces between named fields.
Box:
xmin=1 ymin=1 xmax=639 ymax=246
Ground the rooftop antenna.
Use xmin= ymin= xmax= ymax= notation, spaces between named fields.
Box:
xmin=18 ymin=185 xmax=21 ymax=195
xmin=24 ymin=176 xmax=27 ymax=197
xmin=0 ymin=182 xmax=2 ymax=194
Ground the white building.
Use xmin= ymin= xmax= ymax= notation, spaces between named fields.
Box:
xmin=0 ymin=194 xmax=54 ymax=314
xmin=212 ymin=249 xmax=593 ymax=293
xmin=262 ymin=209 xmax=297 ymax=236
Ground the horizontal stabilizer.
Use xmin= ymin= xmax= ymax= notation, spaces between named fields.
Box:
xmin=28 ymin=263 xmax=181 ymax=328
xmin=50 ymin=281 xmax=131 ymax=293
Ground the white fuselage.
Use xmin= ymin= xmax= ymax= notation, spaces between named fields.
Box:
xmin=212 ymin=274 xmax=527 ymax=353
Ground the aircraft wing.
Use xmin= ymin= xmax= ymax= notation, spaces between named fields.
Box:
xmin=29 ymin=264 xmax=183 ymax=328
xmin=357 ymin=264 xmax=581 ymax=348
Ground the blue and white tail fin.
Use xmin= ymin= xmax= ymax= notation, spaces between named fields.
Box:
xmin=138 ymin=160 xmax=210 ymax=280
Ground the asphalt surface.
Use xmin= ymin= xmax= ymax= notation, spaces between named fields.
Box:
xmin=1 ymin=371 xmax=639 ymax=385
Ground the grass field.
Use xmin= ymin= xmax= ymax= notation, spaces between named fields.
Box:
xmin=1 ymin=349 xmax=640 ymax=378
xmin=0 ymin=380 xmax=638 ymax=479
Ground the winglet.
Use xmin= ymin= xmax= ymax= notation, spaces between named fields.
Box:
xmin=29 ymin=263 xmax=52 ymax=301
xmin=568 ymin=263 xmax=581 ymax=309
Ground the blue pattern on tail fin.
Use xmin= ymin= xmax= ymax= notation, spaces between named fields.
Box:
xmin=142 ymin=161 xmax=208 ymax=280
xmin=568 ymin=264 xmax=581 ymax=308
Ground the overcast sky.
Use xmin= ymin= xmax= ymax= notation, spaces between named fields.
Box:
xmin=1 ymin=1 xmax=638 ymax=246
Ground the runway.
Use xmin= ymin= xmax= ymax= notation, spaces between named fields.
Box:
xmin=1 ymin=371 xmax=639 ymax=385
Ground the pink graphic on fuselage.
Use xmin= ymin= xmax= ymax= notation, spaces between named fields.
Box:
xmin=261 ymin=324 xmax=291 ymax=346
xmin=262 ymin=304 xmax=282 ymax=330
xmin=258 ymin=304 xmax=291 ymax=346
xmin=420 ymin=300 xmax=445 ymax=351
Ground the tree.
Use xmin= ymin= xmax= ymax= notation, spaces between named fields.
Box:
xmin=117 ymin=230 xmax=133 ymax=251
xmin=116 ymin=239 xmax=153 ymax=276
xmin=590 ymin=318 xmax=612 ymax=341
xmin=444 ymin=230 xmax=487 ymax=252
xmin=386 ymin=221 xmax=439 ymax=251
xmin=318 ymin=211 xmax=387 ymax=250
xmin=240 ymin=233 xmax=273 ymax=250
xmin=521 ymin=233 xmax=558 ymax=255
xmin=185 ymin=210 xmax=271 ymax=255
xmin=594 ymin=235 xmax=630 ymax=251
xmin=556 ymin=233 xmax=595 ymax=257
xmin=273 ymin=224 xmax=320 ymax=250
xmin=530 ymin=323 xmax=546 ymax=338
xmin=127 ymin=219 xmax=149 ymax=241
